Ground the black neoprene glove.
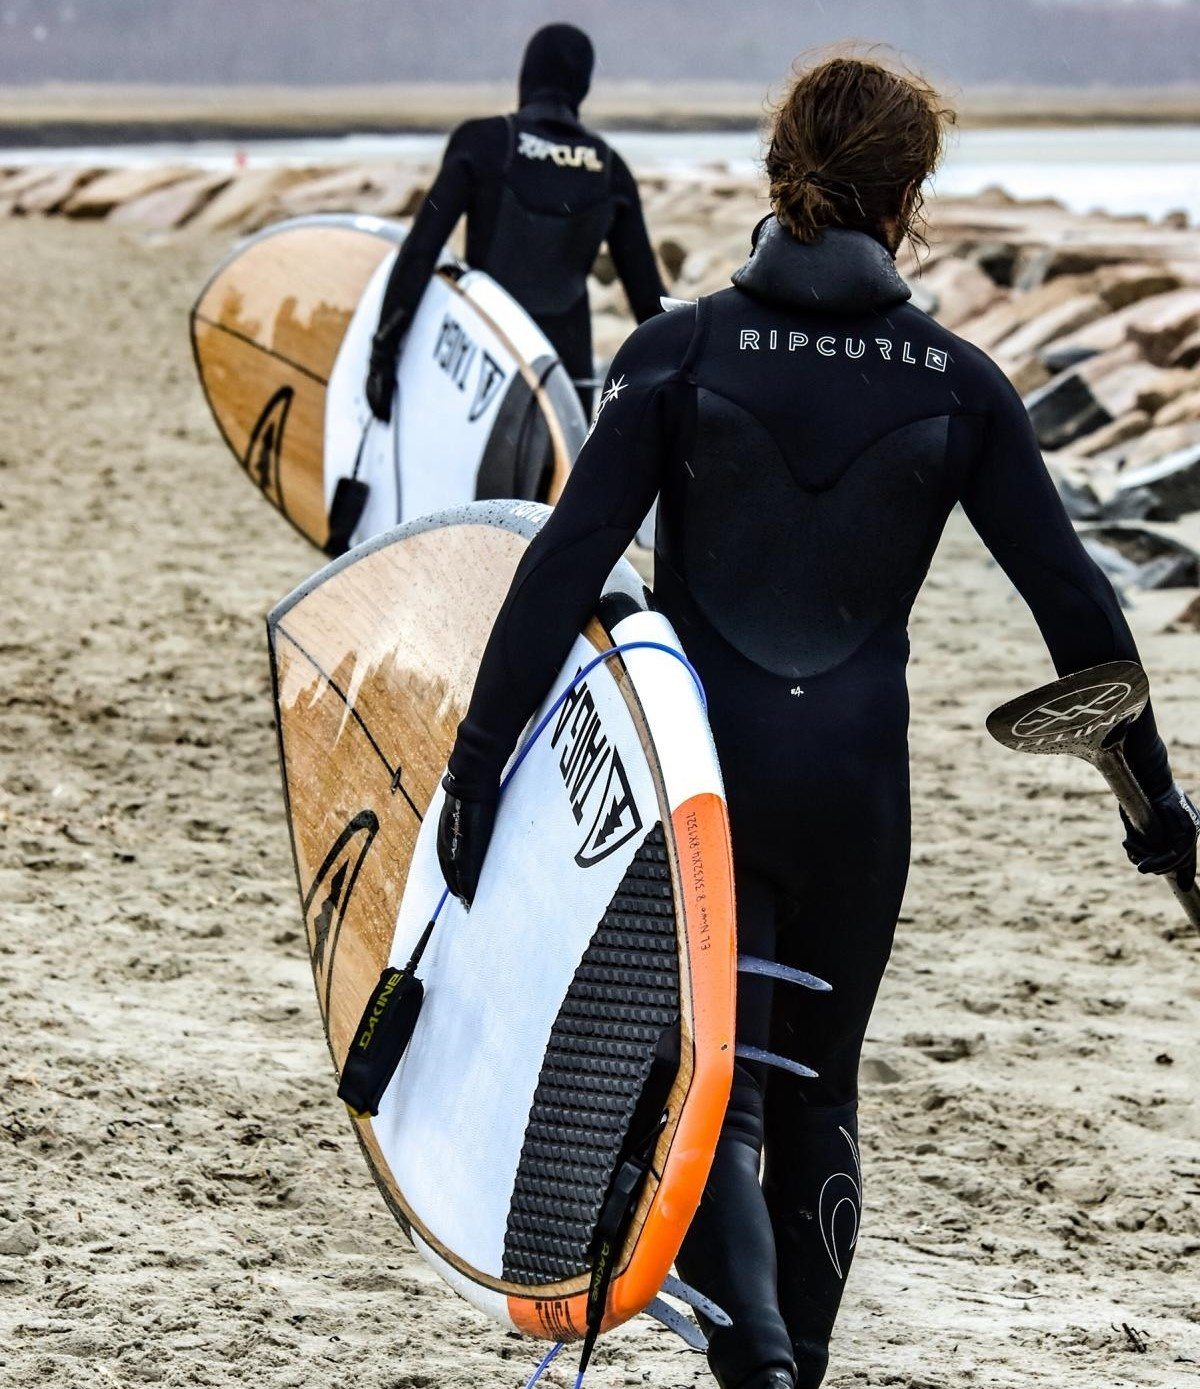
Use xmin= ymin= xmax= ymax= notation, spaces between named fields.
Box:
xmin=436 ymin=773 xmax=498 ymax=909
xmin=1121 ymin=782 xmax=1200 ymax=886
xmin=365 ymin=333 xmax=400 ymax=423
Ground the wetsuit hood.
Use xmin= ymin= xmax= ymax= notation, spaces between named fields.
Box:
xmin=518 ymin=23 xmax=594 ymax=113
xmin=732 ymin=217 xmax=911 ymax=315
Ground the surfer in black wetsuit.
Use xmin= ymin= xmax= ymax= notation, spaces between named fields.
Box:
xmin=434 ymin=57 xmax=1197 ymax=1389
xmin=365 ymin=22 xmax=665 ymax=421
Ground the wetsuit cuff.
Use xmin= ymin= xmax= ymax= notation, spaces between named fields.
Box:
xmin=1124 ymin=708 xmax=1173 ymax=800
xmin=446 ymin=721 xmax=506 ymax=802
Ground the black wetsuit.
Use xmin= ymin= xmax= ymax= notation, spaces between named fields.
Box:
xmin=445 ymin=219 xmax=1172 ymax=1388
xmin=372 ymin=26 xmax=664 ymax=415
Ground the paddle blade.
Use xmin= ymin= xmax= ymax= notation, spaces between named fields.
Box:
xmin=337 ymin=965 xmax=424 ymax=1117
xmin=986 ymin=660 xmax=1148 ymax=759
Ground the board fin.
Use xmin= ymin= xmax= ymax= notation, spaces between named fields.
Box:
xmin=644 ymin=1297 xmax=709 ymax=1351
xmin=738 ymin=954 xmax=831 ymax=992
xmin=736 ymin=1043 xmax=818 ymax=1080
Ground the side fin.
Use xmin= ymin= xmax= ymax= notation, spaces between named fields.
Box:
xmin=736 ymin=1043 xmax=818 ymax=1080
xmin=739 ymin=954 xmax=831 ymax=993
xmin=660 ymin=1273 xmax=732 ymax=1327
xmin=644 ymin=1297 xmax=708 ymax=1351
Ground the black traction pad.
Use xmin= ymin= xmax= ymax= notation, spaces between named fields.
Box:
xmin=502 ymin=821 xmax=680 ymax=1284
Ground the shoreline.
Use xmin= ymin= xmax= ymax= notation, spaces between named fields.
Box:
xmin=2 ymin=81 xmax=1200 ymax=146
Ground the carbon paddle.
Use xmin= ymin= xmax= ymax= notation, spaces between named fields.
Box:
xmin=987 ymin=660 xmax=1200 ymax=932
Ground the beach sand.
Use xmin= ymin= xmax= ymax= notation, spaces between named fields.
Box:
xmin=0 ymin=217 xmax=1197 ymax=1388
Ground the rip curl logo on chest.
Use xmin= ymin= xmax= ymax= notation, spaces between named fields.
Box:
xmin=738 ymin=328 xmax=948 ymax=372
xmin=550 ymin=673 xmax=644 ymax=866
xmin=517 ymin=131 xmax=604 ymax=172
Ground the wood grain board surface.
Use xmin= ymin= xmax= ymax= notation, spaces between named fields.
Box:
xmin=192 ymin=223 xmax=392 ymax=548
xmin=270 ymin=519 xmax=528 ymax=1062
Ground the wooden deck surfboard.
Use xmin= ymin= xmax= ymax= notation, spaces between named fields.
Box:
xmin=267 ymin=500 xmax=736 ymax=1342
xmin=191 ymin=215 xmax=587 ymax=553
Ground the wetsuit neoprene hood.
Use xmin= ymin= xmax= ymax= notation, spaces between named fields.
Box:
xmin=733 ymin=216 xmax=911 ymax=314
xmin=518 ymin=23 xmax=594 ymax=111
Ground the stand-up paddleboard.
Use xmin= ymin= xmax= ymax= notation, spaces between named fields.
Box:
xmin=267 ymin=500 xmax=735 ymax=1346
xmin=191 ymin=215 xmax=588 ymax=554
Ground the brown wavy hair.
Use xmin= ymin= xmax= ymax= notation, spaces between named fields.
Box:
xmin=766 ymin=52 xmax=955 ymax=255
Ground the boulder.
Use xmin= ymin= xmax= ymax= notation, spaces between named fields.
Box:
xmin=1156 ymin=388 xmax=1200 ymax=427
xmin=1128 ymin=311 xmax=1200 ymax=367
xmin=1165 ymin=593 xmax=1200 ymax=632
xmin=908 ymin=280 xmax=937 ymax=316
xmin=1024 ymin=344 xmax=1142 ymax=448
xmin=1073 ymin=409 xmax=1152 ymax=458
xmin=188 ymin=167 xmax=317 ymax=232
xmin=1110 ymin=441 xmax=1200 ymax=520
xmin=1004 ymin=356 xmax=1052 ymax=396
xmin=958 ymin=274 xmax=1091 ymax=352
xmin=1036 ymin=243 xmax=1179 ymax=281
xmin=1041 ymin=288 xmax=1200 ymax=371
xmin=271 ymin=164 xmax=416 ymax=220
xmin=918 ymin=257 xmax=1003 ymax=328
xmin=62 ymin=165 xmax=196 ymax=218
xmin=587 ymin=277 xmax=625 ymax=314
xmin=108 ymin=171 xmax=231 ymax=229
xmin=995 ymin=292 xmax=1108 ymax=362
xmin=1134 ymin=369 xmax=1200 ymax=417
xmin=13 ymin=165 xmax=103 ymax=215
xmin=1168 ymin=330 xmax=1200 ymax=370
xmin=966 ymin=241 xmax=1021 ymax=287
xmin=1080 ymin=524 xmax=1200 ymax=589
xmin=1120 ymin=422 xmax=1200 ymax=471
xmin=1094 ymin=263 xmax=1183 ymax=311
xmin=656 ymin=236 xmax=687 ymax=283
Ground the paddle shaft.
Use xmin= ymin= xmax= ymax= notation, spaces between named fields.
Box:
xmin=1095 ymin=740 xmax=1200 ymax=931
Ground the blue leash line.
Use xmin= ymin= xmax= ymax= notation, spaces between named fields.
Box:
xmin=428 ymin=638 xmax=707 ymax=928
xmin=523 ymin=1340 xmax=564 ymax=1389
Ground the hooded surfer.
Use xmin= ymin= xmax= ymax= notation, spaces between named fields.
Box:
xmin=433 ymin=54 xmax=1198 ymax=1389
xmin=366 ymin=22 xmax=665 ymax=420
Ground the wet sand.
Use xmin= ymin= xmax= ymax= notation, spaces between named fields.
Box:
xmin=0 ymin=217 xmax=1197 ymax=1388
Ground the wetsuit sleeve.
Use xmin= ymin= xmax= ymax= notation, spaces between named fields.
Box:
xmin=960 ymin=363 xmax=1172 ymax=795
xmin=606 ymin=152 xmax=667 ymax=324
xmin=373 ymin=123 xmax=481 ymax=345
xmin=447 ymin=312 xmax=691 ymax=797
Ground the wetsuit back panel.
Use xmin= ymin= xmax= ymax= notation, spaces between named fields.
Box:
xmin=485 ymin=172 xmax=612 ymax=319
xmin=675 ymin=390 xmax=955 ymax=678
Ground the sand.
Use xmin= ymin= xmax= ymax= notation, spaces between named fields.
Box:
xmin=0 ymin=217 xmax=1197 ymax=1389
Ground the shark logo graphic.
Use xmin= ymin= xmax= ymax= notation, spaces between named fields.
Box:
xmin=1011 ymin=680 xmax=1134 ymax=742
xmin=301 ymin=809 xmax=379 ymax=1015
xmin=550 ymin=672 xmax=644 ymax=867
xmin=576 ymin=749 xmax=642 ymax=867
xmin=818 ymin=1128 xmax=862 ymax=1281
xmin=468 ymin=351 xmax=506 ymax=421
xmin=243 ymin=384 xmax=293 ymax=507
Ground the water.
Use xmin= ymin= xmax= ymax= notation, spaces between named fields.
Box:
xmin=2 ymin=125 xmax=1197 ymax=221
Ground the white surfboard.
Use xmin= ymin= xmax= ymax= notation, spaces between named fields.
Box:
xmin=268 ymin=500 xmax=736 ymax=1344
xmin=192 ymin=215 xmax=588 ymax=553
